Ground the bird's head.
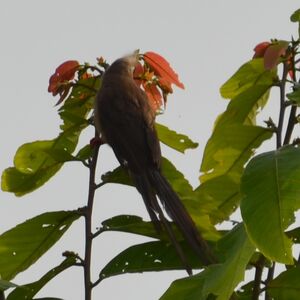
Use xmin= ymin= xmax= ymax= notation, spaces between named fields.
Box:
xmin=105 ymin=50 xmax=140 ymax=77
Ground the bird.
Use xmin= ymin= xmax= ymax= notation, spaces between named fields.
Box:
xmin=94 ymin=53 xmax=215 ymax=273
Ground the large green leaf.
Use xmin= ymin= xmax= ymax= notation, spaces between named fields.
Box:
xmin=268 ymin=266 xmax=300 ymax=299
xmin=241 ymin=146 xmax=300 ymax=264
xmin=100 ymin=215 xmax=173 ymax=240
xmin=99 ymin=241 xmax=205 ymax=280
xmin=200 ymin=125 xmax=272 ymax=183
xmin=216 ymin=85 xmax=270 ymax=128
xmin=160 ymin=224 xmax=255 ymax=300
xmin=0 ymin=210 xmax=81 ymax=280
xmin=220 ymin=58 xmax=277 ymax=99
xmin=1 ymin=76 xmax=99 ymax=196
xmin=194 ymin=175 xmax=240 ymax=224
xmin=7 ymin=257 xmax=76 ymax=300
xmin=156 ymin=123 xmax=198 ymax=153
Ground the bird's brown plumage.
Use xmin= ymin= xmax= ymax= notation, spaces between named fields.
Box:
xmin=94 ymin=54 xmax=215 ymax=269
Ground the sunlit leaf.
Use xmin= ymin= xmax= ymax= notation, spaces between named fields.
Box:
xmin=268 ymin=266 xmax=300 ymax=299
xmin=241 ymin=146 xmax=300 ymax=264
xmin=143 ymin=52 xmax=184 ymax=89
xmin=215 ymin=85 xmax=271 ymax=128
xmin=200 ymin=125 xmax=272 ymax=183
xmin=75 ymin=144 xmax=93 ymax=160
xmin=194 ymin=175 xmax=240 ymax=224
xmin=0 ymin=210 xmax=81 ymax=280
xmin=220 ymin=59 xmax=277 ymax=99
xmin=99 ymin=241 xmax=204 ymax=280
xmin=7 ymin=257 xmax=76 ymax=300
xmin=156 ymin=123 xmax=198 ymax=153
xmin=161 ymin=225 xmax=254 ymax=300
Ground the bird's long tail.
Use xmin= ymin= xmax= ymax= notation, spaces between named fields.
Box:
xmin=134 ymin=170 xmax=216 ymax=267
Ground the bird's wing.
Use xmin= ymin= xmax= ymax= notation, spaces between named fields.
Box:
xmin=96 ymin=77 xmax=161 ymax=174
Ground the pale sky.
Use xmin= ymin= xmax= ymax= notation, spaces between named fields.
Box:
xmin=1 ymin=1 xmax=300 ymax=299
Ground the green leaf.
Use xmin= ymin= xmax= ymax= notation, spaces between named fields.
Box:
xmin=156 ymin=123 xmax=198 ymax=153
xmin=161 ymin=225 xmax=255 ymax=300
xmin=241 ymin=146 xmax=300 ymax=264
xmin=101 ymin=166 xmax=133 ymax=186
xmin=200 ymin=125 xmax=272 ymax=183
xmin=7 ymin=257 xmax=76 ymax=300
xmin=286 ymin=88 xmax=300 ymax=105
xmin=286 ymin=227 xmax=300 ymax=243
xmin=0 ymin=210 xmax=81 ymax=280
xmin=216 ymin=85 xmax=271 ymax=128
xmin=2 ymin=76 xmax=99 ymax=196
xmin=220 ymin=58 xmax=277 ymax=99
xmin=194 ymin=175 xmax=240 ymax=224
xmin=290 ymin=9 xmax=300 ymax=22
xmin=268 ymin=266 xmax=300 ymax=299
xmin=100 ymin=215 xmax=184 ymax=241
xmin=99 ymin=241 xmax=204 ymax=280
xmin=0 ymin=279 xmax=17 ymax=291
xmin=75 ymin=144 xmax=93 ymax=160
xmin=101 ymin=215 xmax=165 ymax=239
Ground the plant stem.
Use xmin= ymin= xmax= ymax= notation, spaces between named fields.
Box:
xmin=252 ymin=256 xmax=265 ymax=300
xmin=264 ymin=263 xmax=275 ymax=300
xmin=283 ymin=105 xmax=297 ymax=144
xmin=84 ymin=132 xmax=100 ymax=300
xmin=277 ymin=62 xmax=289 ymax=148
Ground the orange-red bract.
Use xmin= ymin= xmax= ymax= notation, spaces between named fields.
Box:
xmin=48 ymin=60 xmax=79 ymax=98
xmin=143 ymin=82 xmax=163 ymax=112
xmin=253 ymin=42 xmax=271 ymax=58
xmin=263 ymin=41 xmax=289 ymax=70
xmin=143 ymin=52 xmax=185 ymax=89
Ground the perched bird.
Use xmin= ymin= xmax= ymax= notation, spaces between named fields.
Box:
xmin=94 ymin=53 xmax=215 ymax=272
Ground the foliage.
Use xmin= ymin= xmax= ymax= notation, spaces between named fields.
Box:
xmin=2 ymin=9 xmax=300 ymax=300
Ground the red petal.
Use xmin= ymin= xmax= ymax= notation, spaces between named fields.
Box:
xmin=143 ymin=52 xmax=184 ymax=89
xmin=264 ymin=41 xmax=289 ymax=70
xmin=253 ymin=42 xmax=271 ymax=58
xmin=143 ymin=82 xmax=163 ymax=112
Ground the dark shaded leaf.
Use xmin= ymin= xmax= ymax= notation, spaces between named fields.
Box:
xmin=99 ymin=241 xmax=204 ymax=280
xmin=0 ymin=211 xmax=81 ymax=280
xmin=268 ymin=266 xmax=300 ymax=299
xmin=7 ymin=257 xmax=76 ymax=300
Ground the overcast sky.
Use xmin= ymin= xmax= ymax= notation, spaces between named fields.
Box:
xmin=1 ymin=1 xmax=300 ymax=299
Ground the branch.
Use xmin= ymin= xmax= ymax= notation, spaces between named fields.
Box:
xmin=276 ymin=62 xmax=289 ymax=148
xmin=252 ymin=256 xmax=265 ymax=300
xmin=83 ymin=130 xmax=100 ymax=300
xmin=284 ymin=45 xmax=298 ymax=145
xmin=264 ymin=263 xmax=275 ymax=300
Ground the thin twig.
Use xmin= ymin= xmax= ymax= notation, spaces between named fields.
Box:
xmin=277 ymin=62 xmax=289 ymax=148
xmin=83 ymin=130 xmax=100 ymax=300
xmin=264 ymin=263 xmax=275 ymax=300
xmin=284 ymin=45 xmax=298 ymax=145
xmin=252 ymin=256 xmax=265 ymax=300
